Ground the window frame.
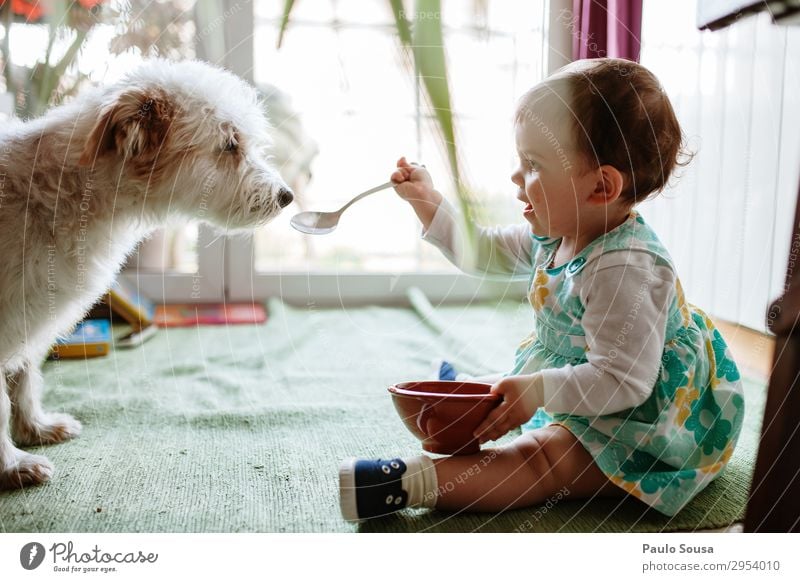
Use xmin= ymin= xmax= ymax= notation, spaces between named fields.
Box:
xmin=121 ymin=225 xmax=226 ymax=302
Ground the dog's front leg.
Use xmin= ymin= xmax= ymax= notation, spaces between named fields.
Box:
xmin=0 ymin=370 xmax=54 ymax=489
xmin=8 ymin=363 xmax=82 ymax=446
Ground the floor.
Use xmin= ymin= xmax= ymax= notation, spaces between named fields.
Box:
xmin=0 ymin=301 xmax=761 ymax=533
xmin=716 ymin=320 xmax=775 ymax=384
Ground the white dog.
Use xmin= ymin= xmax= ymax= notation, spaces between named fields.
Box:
xmin=0 ymin=60 xmax=293 ymax=489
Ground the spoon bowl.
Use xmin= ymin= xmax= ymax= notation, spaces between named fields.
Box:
xmin=289 ymin=180 xmax=396 ymax=235
xmin=290 ymin=212 xmax=340 ymax=235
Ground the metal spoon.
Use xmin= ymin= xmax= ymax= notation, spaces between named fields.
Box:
xmin=290 ymin=181 xmax=396 ymax=235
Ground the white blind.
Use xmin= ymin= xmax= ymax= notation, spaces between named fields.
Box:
xmin=639 ymin=1 xmax=800 ymax=332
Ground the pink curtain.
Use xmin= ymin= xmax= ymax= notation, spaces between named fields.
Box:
xmin=572 ymin=0 xmax=643 ymax=62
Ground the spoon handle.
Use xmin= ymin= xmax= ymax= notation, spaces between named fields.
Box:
xmin=336 ymin=181 xmax=396 ymax=214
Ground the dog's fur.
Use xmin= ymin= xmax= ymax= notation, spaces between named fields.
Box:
xmin=0 ymin=60 xmax=292 ymax=489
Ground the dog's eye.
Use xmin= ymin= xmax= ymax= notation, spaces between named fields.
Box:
xmin=224 ymin=140 xmax=238 ymax=153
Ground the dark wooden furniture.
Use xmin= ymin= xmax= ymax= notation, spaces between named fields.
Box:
xmin=745 ymin=182 xmax=800 ymax=532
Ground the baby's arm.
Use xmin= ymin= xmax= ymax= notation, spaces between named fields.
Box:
xmin=391 ymin=157 xmax=534 ymax=278
xmin=422 ymin=198 xmax=534 ymax=278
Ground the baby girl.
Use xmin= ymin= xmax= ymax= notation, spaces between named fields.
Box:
xmin=339 ymin=58 xmax=745 ymax=522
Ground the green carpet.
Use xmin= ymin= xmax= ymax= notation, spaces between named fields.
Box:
xmin=0 ymin=298 xmax=763 ymax=532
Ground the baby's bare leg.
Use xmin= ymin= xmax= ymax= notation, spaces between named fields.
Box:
xmin=432 ymin=424 xmax=623 ymax=512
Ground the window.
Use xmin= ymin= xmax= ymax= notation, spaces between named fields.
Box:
xmin=225 ymin=0 xmax=546 ymax=303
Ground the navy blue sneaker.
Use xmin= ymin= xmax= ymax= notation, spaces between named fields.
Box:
xmin=339 ymin=458 xmax=409 ymax=523
xmin=430 ymin=358 xmax=458 ymax=381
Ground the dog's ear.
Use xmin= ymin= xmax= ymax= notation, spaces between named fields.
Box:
xmin=78 ymin=89 xmax=175 ymax=173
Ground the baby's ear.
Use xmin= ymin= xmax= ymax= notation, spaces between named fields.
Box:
xmin=590 ymin=164 xmax=625 ymax=204
xmin=78 ymin=89 xmax=175 ymax=172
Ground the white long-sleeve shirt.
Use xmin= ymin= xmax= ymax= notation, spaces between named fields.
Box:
xmin=422 ymin=199 xmax=676 ymax=417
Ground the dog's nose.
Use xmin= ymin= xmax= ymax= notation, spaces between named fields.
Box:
xmin=277 ymin=188 xmax=294 ymax=208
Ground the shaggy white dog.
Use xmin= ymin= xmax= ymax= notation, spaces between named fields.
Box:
xmin=0 ymin=60 xmax=293 ymax=489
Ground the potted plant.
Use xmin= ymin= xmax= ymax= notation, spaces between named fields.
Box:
xmin=0 ymin=0 xmax=195 ymax=120
xmin=0 ymin=0 xmax=108 ymax=119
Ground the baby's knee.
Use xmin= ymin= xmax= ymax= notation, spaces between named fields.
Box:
xmin=512 ymin=432 xmax=560 ymax=485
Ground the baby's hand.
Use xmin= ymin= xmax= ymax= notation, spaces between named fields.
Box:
xmin=473 ymin=374 xmax=545 ymax=444
xmin=391 ymin=156 xmax=435 ymax=203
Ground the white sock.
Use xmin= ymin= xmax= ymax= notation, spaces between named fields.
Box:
xmin=401 ymin=455 xmax=439 ymax=509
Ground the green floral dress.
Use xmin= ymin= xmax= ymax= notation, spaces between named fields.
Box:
xmin=514 ymin=210 xmax=745 ymax=516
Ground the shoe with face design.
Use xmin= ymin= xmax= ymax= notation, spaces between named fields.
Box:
xmin=338 ymin=458 xmax=409 ymax=523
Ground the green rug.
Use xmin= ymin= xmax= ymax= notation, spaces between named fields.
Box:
xmin=0 ymin=298 xmax=763 ymax=532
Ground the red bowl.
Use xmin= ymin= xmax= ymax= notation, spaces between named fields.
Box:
xmin=388 ymin=381 xmax=501 ymax=456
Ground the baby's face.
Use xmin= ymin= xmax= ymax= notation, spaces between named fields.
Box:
xmin=511 ymin=103 xmax=596 ymax=239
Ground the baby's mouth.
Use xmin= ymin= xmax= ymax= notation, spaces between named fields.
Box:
xmin=523 ymin=202 xmax=535 ymax=216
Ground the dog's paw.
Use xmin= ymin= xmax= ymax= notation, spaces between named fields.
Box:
xmin=0 ymin=451 xmax=54 ymax=490
xmin=14 ymin=412 xmax=83 ymax=446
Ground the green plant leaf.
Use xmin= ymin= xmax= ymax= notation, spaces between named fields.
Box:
xmin=49 ymin=0 xmax=70 ymax=34
xmin=411 ymin=0 xmax=456 ymax=180
xmin=389 ymin=0 xmax=412 ymax=47
xmin=276 ymin=0 xmax=295 ymax=49
xmin=33 ymin=29 xmax=86 ymax=117
xmin=411 ymin=0 xmax=478 ymax=245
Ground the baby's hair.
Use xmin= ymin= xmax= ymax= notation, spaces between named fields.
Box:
xmin=516 ymin=58 xmax=693 ymax=204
